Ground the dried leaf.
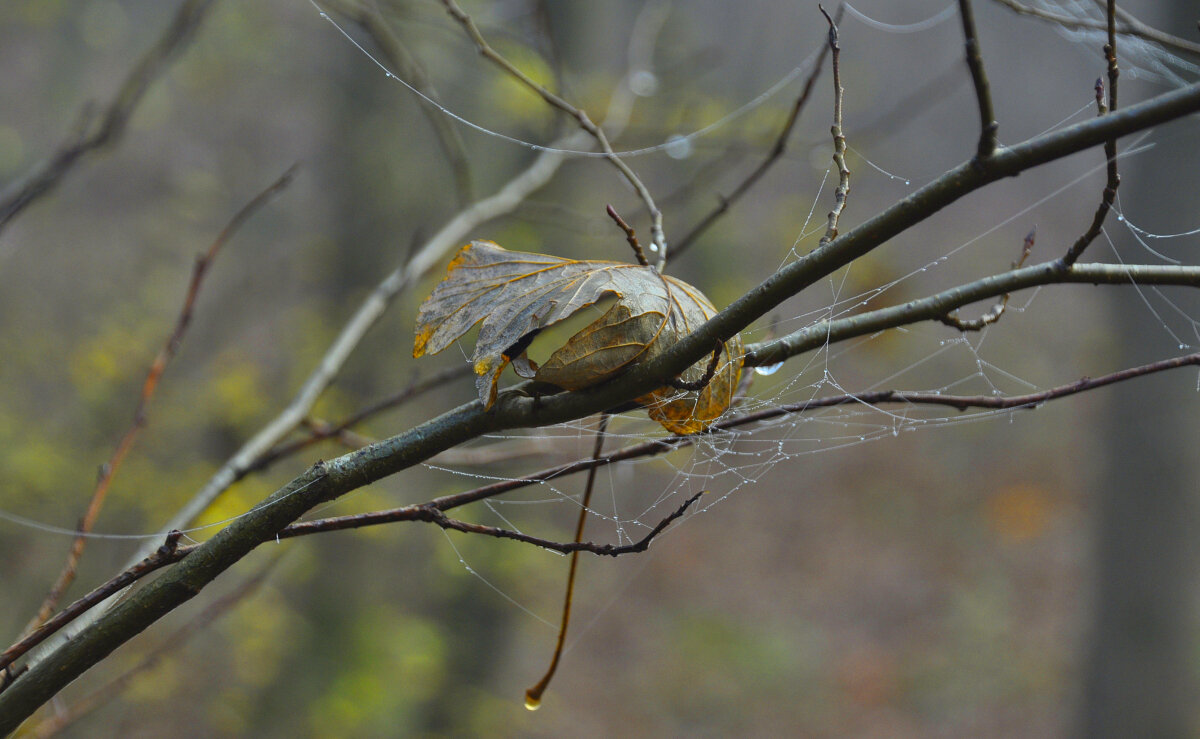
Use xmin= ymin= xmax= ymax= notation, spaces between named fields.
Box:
xmin=413 ymin=240 xmax=742 ymax=433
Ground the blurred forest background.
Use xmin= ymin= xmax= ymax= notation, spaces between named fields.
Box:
xmin=2 ymin=0 xmax=1199 ymax=736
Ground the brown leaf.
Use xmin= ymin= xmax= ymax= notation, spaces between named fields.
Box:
xmin=413 ymin=240 xmax=742 ymax=433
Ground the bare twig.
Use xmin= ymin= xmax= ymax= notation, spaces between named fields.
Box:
xmin=671 ymin=11 xmax=839 ymax=259
xmin=1 ymin=533 xmax=189 ymax=678
xmin=415 ymin=486 xmax=701 ymax=557
xmin=818 ymin=6 xmax=850 ymax=248
xmin=0 ymin=0 xmax=215 ymax=235
xmin=23 ymin=559 xmax=279 ymax=739
xmin=525 ymin=414 xmax=610 ymax=710
xmin=991 ymin=0 xmax=1200 ymax=58
xmin=22 ymin=165 xmax=298 ymax=637
xmin=958 ymin=0 xmax=999 ymax=159
xmin=439 ymin=0 xmax=668 ymax=265
xmin=940 ymin=226 xmax=1035 ymax=331
xmin=606 ymin=204 xmax=649 ymax=266
xmin=243 ymin=364 xmax=474 ymax=474
xmin=1062 ymin=2 xmax=1120 ymax=266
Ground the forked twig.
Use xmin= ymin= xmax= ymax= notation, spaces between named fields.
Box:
xmin=22 ymin=165 xmax=298 ymax=637
xmin=439 ymin=0 xmax=668 ymax=265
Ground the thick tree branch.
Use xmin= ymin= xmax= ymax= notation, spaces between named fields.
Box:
xmin=3 ymin=78 xmax=1200 ymax=734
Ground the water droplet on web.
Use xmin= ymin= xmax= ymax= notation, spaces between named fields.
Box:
xmin=755 ymin=362 xmax=784 ymax=376
xmin=629 ymin=69 xmax=659 ymax=97
xmin=648 ymin=243 xmax=659 ymax=252
xmin=1116 ymin=214 xmax=1124 ymax=221
xmin=904 ymin=180 xmax=911 ymax=186
xmin=665 ymin=134 xmax=692 ymax=160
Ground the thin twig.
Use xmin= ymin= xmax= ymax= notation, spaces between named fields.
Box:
xmin=0 ymin=0 xmax=216 ymax=235
xmin=1062 ymin=1 xmax=1120 ymax=266
xmin=22 ymin=165 xmax=298 ymax=637
xmin=958 ymin=0 xmax=999 ymax=159
xmin=940 ymin=226 xmax=1035 ymax=331
xmin=991 ymin=0 xmax=1200 ymax=58
xmin=1 ymin=533 xmax=188 ymax=678
xmin=606 ymin=205 xmax=649 ymax=266
xmin=415 ymin=487 xmax=702 ymax=557
xmin=439 ymin=0 xmax=668 ymax=265
xmin=23 ymin=558 xmax=280 ymax=739
xmin=667 ymin=344 xmax=723 ymax=391
xmin=525 ymin=414 xmax=610 ymax=710
xmin=818 ymin=6 xmax=850 ymax=248
xmin=671 ymin=11 xmax=839 ymax=259
xmin=243 ymin=364 xmax=474 ymax=474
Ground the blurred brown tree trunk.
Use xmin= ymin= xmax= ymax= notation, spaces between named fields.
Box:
xmin=1079 ymin=3 xmax=1200 ymax=735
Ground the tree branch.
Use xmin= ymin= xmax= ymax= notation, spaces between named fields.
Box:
xmin=745 ymin=261 xmax=1200 ymax=368
xmin=3 ymin=76 xmax=1200 ymax=734
xmin=991 ymin=0 xmax=1200 ymax=58
xmin=0 ymin=0 xmax=216 ymax=235
xmin=958 ymin=0 xmax=999 ymax=159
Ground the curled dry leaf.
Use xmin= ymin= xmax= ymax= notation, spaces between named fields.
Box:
xmin=413 ymin=240 xmax=742 ymax=434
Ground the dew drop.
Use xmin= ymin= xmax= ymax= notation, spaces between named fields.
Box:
xmin=665 ymin=134 xmax=692 ymax=160
xmin=904 ymin=180 xmax=911 ymax=186
xmin=524 ymin=693 xmax=542 ymax=711
xmin=648 ymin=243 xmax=659 ymax=252
xmin=629 ymin=69 xmax=659 ymax=97
xmin=1116 ymin=214 xmax=1124 ymax=221
xmin=755 ymin=362 xmax=784 ymax=376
